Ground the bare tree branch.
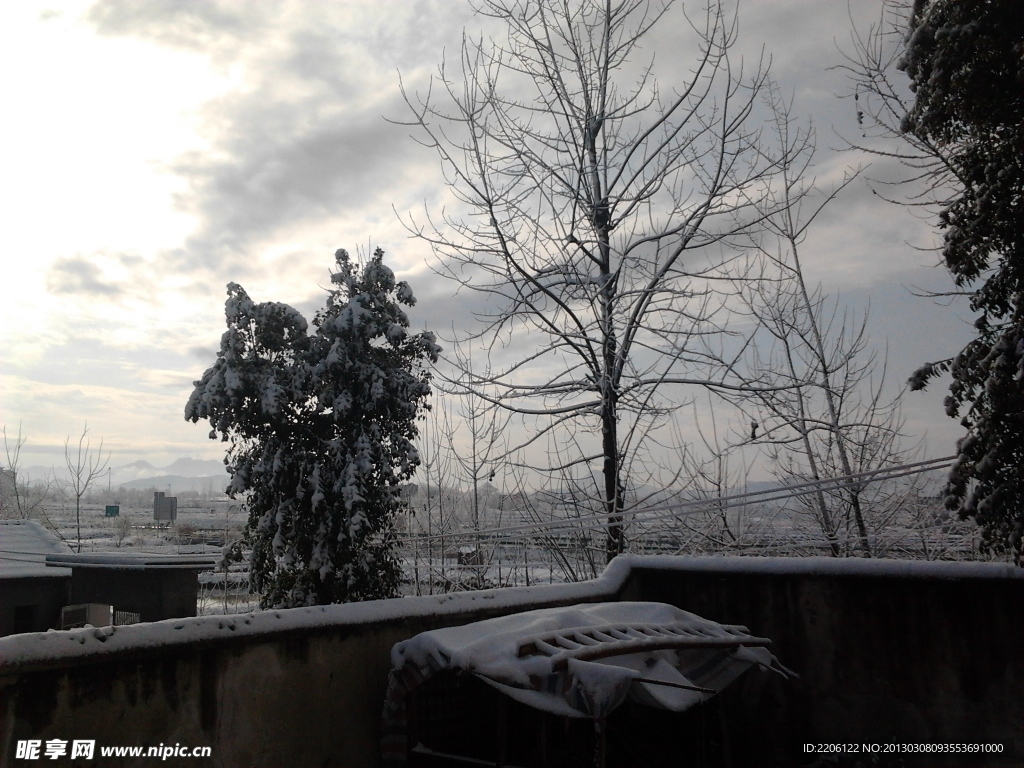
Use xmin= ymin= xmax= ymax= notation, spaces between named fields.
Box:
xmin=399 ymin=0 xmax=797 ymax=560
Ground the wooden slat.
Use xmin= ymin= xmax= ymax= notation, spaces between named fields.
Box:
xmin=517 ymin=622 xmax=766 ymax=660
xmin=547 ymin=637 xmax=772 ymax=672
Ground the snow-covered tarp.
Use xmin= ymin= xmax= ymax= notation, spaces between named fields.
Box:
xmin=381 ymin=601 xmax=789 ymax=765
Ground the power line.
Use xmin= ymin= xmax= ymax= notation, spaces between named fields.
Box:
xmin=402 ymin=455 xmax=956 ymax=544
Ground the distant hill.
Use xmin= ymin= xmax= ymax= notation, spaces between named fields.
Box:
xmin=159 ymin=458 xmax=226 ymax=477
xmin=110 ymin=460 xmax=160 ymax=484
xmin=110 ymin=457 xmax=228 ymax=490
xmin=117 ymin=474 xmax=230 ymax=495
xmin=118 ymin=459 xmax=158 ymax=472
xmin=17 ymin=456 xmax=228 ymax=490
xmin=18 ymin=466 xmax=61 ymax=485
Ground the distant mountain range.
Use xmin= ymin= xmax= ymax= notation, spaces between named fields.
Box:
xmin=116 ymin=473 xmax=230 ymax=494
xmin=14 ymin=457 xmax=786 ymax=499
xmin=110 ymin=458 xmax=227 ymax=484
xmin=19 ymin=457 xmax=230 ymax=494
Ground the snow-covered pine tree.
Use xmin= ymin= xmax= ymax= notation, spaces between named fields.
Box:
xmin=186 ymin=247 xmax=441 ymax=607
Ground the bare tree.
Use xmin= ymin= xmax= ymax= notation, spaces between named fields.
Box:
xmin=400 ymin=0 xmax=794 ymax=561
xmin=668 ymin=400 xmax=766 ymax=553
xmin=441 ymin=345 xmax=513 ymax=535
xmin=61 ymin=423 xmax=110 ymax=553
xmin=1 ymin=424 xmax=54 ymax=524
xmin=439 ymin=355 xmax=517 ymax=590
xmin=405 ymin=345 xmax=523 ymax=593
xmin=407 ymin=397 xmax=461 ymax=594
xmin=113 ymin=514 xmax=133 ymax=548
xmin=731 ymin=99 xmax=917 ymax=557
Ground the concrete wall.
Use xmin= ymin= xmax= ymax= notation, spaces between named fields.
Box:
xmin=629 ymin=557 xmax=1024 ymax=766
xmin=4 ymin=621 xmax=454 ymax=767
xmin=0 ymin=576 xmax=622 ymax=768
xmin=1 ymin=556 xmax=1021 ymax=767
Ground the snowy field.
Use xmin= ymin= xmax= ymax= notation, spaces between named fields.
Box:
xmin=8 ymin=475 xmax=1004 ymax=616
xmin=23 ymin=493 xmax=257 ymax=615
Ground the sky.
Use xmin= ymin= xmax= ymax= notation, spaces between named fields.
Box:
xmin=0 ymin=0 xmax=973 ymax=478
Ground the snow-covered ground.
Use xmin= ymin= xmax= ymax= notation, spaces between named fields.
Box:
xmin=4 ymin=466 xmax=1006 ymax=617
xmin=17 ymin=493 xmax=256 ymax=615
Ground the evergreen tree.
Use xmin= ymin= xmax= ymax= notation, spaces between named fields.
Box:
xmin=186 ymin=248 xmax=441 ymax=607
xmin=900 ymin=0 xmax=1024 ymax=563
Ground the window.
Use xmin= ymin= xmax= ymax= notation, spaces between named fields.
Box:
xmin=13 ymin=605 xmax=35 ymax=634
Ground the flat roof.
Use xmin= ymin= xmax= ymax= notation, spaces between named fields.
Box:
xmin=44 ymin=553 xmax=218 ymax=571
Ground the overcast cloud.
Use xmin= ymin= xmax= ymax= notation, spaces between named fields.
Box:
xmin=0 ymin=0 xmax=968 ymax=472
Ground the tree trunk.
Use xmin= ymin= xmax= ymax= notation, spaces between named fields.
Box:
xmin=602 ymin=388 xmax=624 ymax=562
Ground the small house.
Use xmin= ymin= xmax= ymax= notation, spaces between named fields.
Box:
xmin=45 ymin=552 xmax=217 ymax=624
xmin=0 ymin=520 xmax=216 ymax=637
xmin=0 ymin=520 xmax=73 ymax=637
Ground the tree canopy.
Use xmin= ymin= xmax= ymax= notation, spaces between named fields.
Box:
xmin=186 ymin=248 xmax=441 ymax=607
xmin=900 ymin=0 xmax=1024 ymax=563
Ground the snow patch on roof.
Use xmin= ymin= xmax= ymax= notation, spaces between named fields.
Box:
xmin=44 ymin=553 xmax=218 ymax=571
xmin=0 ymin=520 xmax=73 ymax=580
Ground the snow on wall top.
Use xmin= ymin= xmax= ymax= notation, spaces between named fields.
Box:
xmin=0 ymin=555 xmax=1020 ymax=669
xmin=0 ymin=560 xmax=631 ymax=669
xmin=625 ymin=554 xmax=1024 ymax=580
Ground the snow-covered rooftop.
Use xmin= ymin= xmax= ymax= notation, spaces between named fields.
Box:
xmin=0 ymin=520 xmax=72 ymax=580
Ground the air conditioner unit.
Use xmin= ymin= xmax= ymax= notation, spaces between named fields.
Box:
xmin=60 ymin=603 xmax=113 ymax=630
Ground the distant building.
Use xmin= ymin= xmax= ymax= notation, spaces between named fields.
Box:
xmin=153 ymin=491 xmax=177 ymax=523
